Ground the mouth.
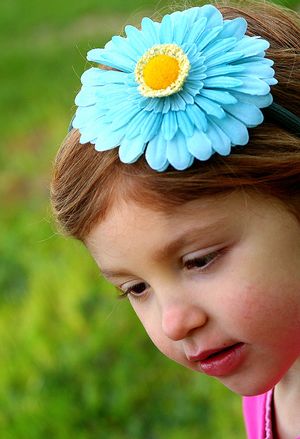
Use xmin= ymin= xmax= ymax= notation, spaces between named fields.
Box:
xmin=188 ymin=342 xmax=246 ymax=377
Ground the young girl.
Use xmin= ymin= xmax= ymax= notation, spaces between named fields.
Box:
xmin=51 ymin=1 xmax=300 ymax=437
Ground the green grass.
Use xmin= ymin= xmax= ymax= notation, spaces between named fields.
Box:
xmin=1 ymin=0 xmax=299 ymax=437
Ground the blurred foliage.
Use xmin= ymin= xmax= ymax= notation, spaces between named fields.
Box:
xmin=1 ymin=0 xmax=299 ymax=438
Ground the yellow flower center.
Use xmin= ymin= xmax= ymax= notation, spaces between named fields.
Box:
xmin=143 ymin=55 xmax=180 ymax=90
xmin=135 ymin=44 xmax=190 ymax=98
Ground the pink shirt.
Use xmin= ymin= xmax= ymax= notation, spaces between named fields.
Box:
xmin=243 ymin=389 xmax=300 ymax=439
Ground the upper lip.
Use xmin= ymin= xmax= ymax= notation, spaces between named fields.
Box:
xmin=187 ymin=342 xmax=241 ymax=362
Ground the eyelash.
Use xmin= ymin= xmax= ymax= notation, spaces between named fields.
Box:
xmin=117 ymin=249 xmax=223 ymax=300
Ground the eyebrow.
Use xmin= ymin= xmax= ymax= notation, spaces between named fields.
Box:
xmin=100 ymin=217 xmax=228 ymax=282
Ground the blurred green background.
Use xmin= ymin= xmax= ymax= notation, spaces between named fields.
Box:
xmin=1 ymin=0 xmax=299 ymax=438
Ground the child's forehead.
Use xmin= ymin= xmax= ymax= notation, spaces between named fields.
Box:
xmin=86 ymin=191 xmax=253 ymax=251
xmin=86 ymin=190 xmax=300 ymax=283
xmin=104 ymin=192 xmax=234 ymax=226
xmin=87 ymin=189 xmax=296 ymax=249
xmin=117 ymin=189 xmax=239 ymax=217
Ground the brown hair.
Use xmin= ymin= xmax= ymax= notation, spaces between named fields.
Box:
xmin=50 ymin=0 xmax=300 ymax=242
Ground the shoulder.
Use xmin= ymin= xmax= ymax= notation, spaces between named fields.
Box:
xmin=242 ymin=389 xmax=273 ymax=439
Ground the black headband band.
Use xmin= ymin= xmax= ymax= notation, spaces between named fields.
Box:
xmin=68 ymin=102 xmax=300 ymax=137
xmin=263 ymin=102 xmax=300 ymax=136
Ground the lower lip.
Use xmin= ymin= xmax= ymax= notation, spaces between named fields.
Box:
xmin=197 ymin=343 xmax=246 ymax=377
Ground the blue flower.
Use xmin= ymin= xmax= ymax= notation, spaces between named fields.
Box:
xmin=73 ymin=4 xmax=277 ymax=171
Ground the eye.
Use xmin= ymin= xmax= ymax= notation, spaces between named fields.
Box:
xmin=118 ymin=281 xmax=150 ymax=299
xmin=183 ymin=250 xmax=221 ymax=271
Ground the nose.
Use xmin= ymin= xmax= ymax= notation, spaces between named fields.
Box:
xmin=161 ymin=300 xmax=208 ymax=341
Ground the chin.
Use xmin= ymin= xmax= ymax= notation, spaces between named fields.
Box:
xmin=219 ymin=374 xmax=279 ymax=397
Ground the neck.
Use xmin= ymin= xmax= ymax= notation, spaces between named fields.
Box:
xmin=273 ymin=357 xmax=300 ymax=439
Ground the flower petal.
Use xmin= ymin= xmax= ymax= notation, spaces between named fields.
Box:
xmin=217 ymin=17 xmax=247 ymax=40
xmin=232 ymin=77 xmax=270 ymax=95
xmin=142 ymin=98 xmax=165 ymax=113
xmin=159 ymin=14 xmax=174 ymax=43
xmin=79 ymin=117 xmax=105 ymax=143
xmin=124 ymin=25 xmax=149 ymax=56
xmin=86 ymin=48 xmax=105 ymax=63
xmin=94 ymin=126 xmax=125 ymax=151
xmin=73 ymin=105 xmax=103 ymax=128
xmin=232 ymin=62 xmax=275 ymax=80
xmin=205 ymin=64 xmax=244 ymax=78
xmin=184 ymin=17 xmax=207 ymax=45
xmin=119 ymin=136 xmax=146 ymax=163
xmin=184 ymin=79 xmax=204 ymax=95
xmin=186 ymin=129 xmax=213 ymax=160
xmin=166 ymin=131 xmax=194 ymax=170
xmin=75 ymin=87 xmax=97 ymax=106
xmin=203 ymin=76 xmax=243 ymax=89
xmin=162 ymin=99 xmax=171 ymax=114
xmin=206 ymin=120 xmax=231 ymax=155
xmin=141 ymin=17 xmax=160 ymax=45
xmin=106 ymin=104 xmax=141 ymax=130
xmin=139 ymin=112 xmax=163 ymax=143
xmin=146 ymin=132 xmax=168 ymax=171
xmin=107 ymin=35 xmax=141 ymax=61
xmin=125 ymin=111 xmax=150 ymax=139
xmin=87 ymin=48 xmax=136 ymax=73
xmin=223 ymin=102 xmax=263 ymax=127
xmin=176 ymin=110 xmax=195 ymax=137
xmin=194 ymin=4 xmax=223 ymax=29
xmin=180 ymin=7 xmax=201 ymax=24
xmin=178 ymin=89 xmax=195 ymax=105
xmin=81 ymin=68 xmax=128 ymax=86
xmin=234 ymin=36 xmax=270 ymax=58
xmin=196 ymin=25 xmax=223 ymax=52
xmin=169 ymin=93 xmax=188 ymax=111
xmin=230 ymin=91 xmax=273 ymax=108
xmin=241 ymin=57 xmax=274 ymax=66
xmin=210 ymin=113 xmax=249 ymax=145
xmin=265 ymin=77 xmax=278 ymax=85
xmin=172 ymin=12 xmax=189 ymax=45
xmin=205 ymin=50 xmax=244 ymax=68
xmin=161 ymin=112 xmax=179 ymax=140
xmin=199 ymin=89 xmax=237 ymax=105
xmin=185 ymin=104 xmax=208 ymax=132
xmin=204 ymin=37 xmax=237 ymax=59
xmin=195 ymin=95 xmax=226 ymax=119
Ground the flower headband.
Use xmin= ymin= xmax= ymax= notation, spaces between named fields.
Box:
xmin=71 ymin=4 xmax=300 ymax=171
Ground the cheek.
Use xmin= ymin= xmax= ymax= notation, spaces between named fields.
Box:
xmin=225 ymin=280 xmax=300 ymax=344
xmin=131 ymin=302 xmax=181 ymax=361
xmin=130 ymin=301 xmax=161 ymax=345
xmin=143 ymin=320 xmax=180 ymax=362
xmin=239 ymin=284 xmax=272 ymax=322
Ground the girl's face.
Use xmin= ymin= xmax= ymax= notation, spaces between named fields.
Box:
xmin=86 ymin=191 xmax=300 ymax=396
